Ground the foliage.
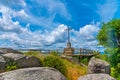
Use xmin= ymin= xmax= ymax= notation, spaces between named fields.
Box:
xmin=67 ymin=67 xmax=85 ymax=80
xmin=43 ymin=56 xmax=66 ymax=75
xmin=97 ymin=19 xmax=120 ymax=48
xmin=5 ymin=61 xmax=17 ymax=71
xmin=25 ymin=51 xmax=87 ymax=80
xmin=95 ymin=54 xmax=109 ymax=62
xmin=24 ymin=51 xmax=39 ymax=56
xmin=62 ymin=59 xmax=87 ymax=80
xmin=50 ymin=50 xmax=59 ymax=56
xmin=81 ymin=58 xmax=88 ymax=65
xmin=111 ymin=67 xmax=120 ymax=80
xmin=97 ymin=19 xmax=120 ymax=79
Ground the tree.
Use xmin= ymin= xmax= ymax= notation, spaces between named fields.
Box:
xmin=97 ymin=19 xmax=120 ymax=68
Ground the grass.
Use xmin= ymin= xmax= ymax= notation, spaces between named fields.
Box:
xmin=24 ymin=51 xmax=87 ymax=80
xmin=62 ymin=59 xmax=87 ymax=80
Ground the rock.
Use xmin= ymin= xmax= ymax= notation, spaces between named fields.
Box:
xmin=0 ymin=50 xmax=5 ymax=54
xmin=0 ymin=48 xmax=42 ymax=69
xmin=78 ymin=74 xmax=116 ymax=80
xmin=16 ymin=56 xmax=41 ymax=68
xmin=0 ymin=55 xmax=6 ymax=69
xmin=0 ymin=67 xmax=66 ymax=80
xmin=2 ymin=53 xmax=26 ymax=61
xmin=88 ymin=57 xmax=110 ymax=74
xmin=2 ymin=53 xmax=41 ymax=68
xmin=0 ymin=48 xmax=22 ymax=54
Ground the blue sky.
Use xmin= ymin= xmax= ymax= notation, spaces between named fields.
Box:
xmin=0 ymin=0 xmax=120 ymax=52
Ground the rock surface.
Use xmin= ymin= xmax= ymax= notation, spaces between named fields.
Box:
xmin=0 ymin=55 xmax=6 ymax=70
xmin=16 ymin=56 xmax=41 ymax=68
xmin=0 ymin=67 xmax=66 ymax=80
xmin=2 ymin=53 xmax=25 ymax=61
xmin=78 ymin=74 xmax=116 ymax=80
xmin=0 ymin=52 xmax=41 ymax=69
xmin=0 ymin=48 xmax=22 ymax=54
xmin=88 ymin=57 xmax=110 ymax=74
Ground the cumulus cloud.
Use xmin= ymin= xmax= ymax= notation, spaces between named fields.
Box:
xmin=0 ymin=5 xmax=29 ymax=18
xmin=45 ymin=24 xmax=67 ymax=43
xmin=0 ymin=15 xmax=103 ymax=52
xmin=0 ymin=23 xmax=68 ymax=49
xmin=71 ymin=23 xmax=101 ymax=51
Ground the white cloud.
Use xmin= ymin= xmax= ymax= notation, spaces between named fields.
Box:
xmin=0 ymin=5 xmax=28 ymax=18
xmin=0 ymin=0 xmax=70 ymax=30
xmin=21 ymin=0 xmax=71 ymax=29
xmin=97 ymin=0 xmax=118 ymax=22
xmin=15 ymin=9 xmax=29 ymax=18
xmin=71 ymin=23 xmax=101 ymax=51
xmin=0 ymin=5 xmax=29 ymax=34
xmin=36 ymin=0 xmax=71 ymax=20
xmin=0 ymin=16 xmax=104 ymax=52
xmin=46 ymin=24 xmax=67 ymax=43
xmin=0 ymin=23 xmax=68 ymax=49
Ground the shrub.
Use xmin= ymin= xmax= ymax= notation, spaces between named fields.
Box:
xmin=50 ymin=51 xmax=59 ymax=56
xmin=111 ymin=67 xmax=120 ymax=80
xmin=24 ymin=51 xmax=39 ymax=56
xmin=43 ymin=56 xmax=66 ymax=75
xmin=5 ymin=61 xmax=17 ymax=71
xmin=81 ymin=58 xmax=88 ymax=65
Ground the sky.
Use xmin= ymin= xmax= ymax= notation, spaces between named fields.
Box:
xmin=0 ymin=0 xmax=120 ymax=52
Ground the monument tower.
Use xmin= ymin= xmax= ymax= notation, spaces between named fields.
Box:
xmin=64 ymin=27 xmax=74 ymax=55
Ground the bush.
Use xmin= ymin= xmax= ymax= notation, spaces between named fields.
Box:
xmin=43 ymin=56 xmax=66 ymax=75
xmin=81 ymin=58 xmax=88 ymax=65
xmin=50 ymin=51 xmax=59 ymax=56
xmin=5 ymin=61 xmax=17 ymax=71
xmin=111 ymin=67 xmax=120 ymax=80
xmin=24 ymin=51 xmax=39 ymax=56
xmin=95 ymin=54 xmax=109 ymax=62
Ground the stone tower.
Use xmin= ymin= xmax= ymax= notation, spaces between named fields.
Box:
xmin=64 ymin=27 xmax=74 ymax=55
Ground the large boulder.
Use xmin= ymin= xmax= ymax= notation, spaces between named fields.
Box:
xmin=0 ymin=50 xmax=5 ymax=54
xmin=78 ymin=74 xmax=116 ymax=80
xmin=0 ymin=48 xmax=42 ymax=70
xmin=0 ymin=55 xmax=6 ymax=70
xmin=0 ymin=67 xmax=66 ymax=80
xmin=1 ymin=53 xmax=41 ymax=69
xmin=16 ymin=56 xmax=41 ymax=68
xmin=88 ymin=57 xmax=110 ymax=74
xmin=2 ymin=53 xmax=26 ymax=61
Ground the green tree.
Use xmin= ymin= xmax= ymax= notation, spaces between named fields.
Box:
xmin=97 ymin=19 xmax=120 ymax=78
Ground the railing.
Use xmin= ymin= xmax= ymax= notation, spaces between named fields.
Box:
xmin=18 ymin=48 xmax=97 ymax=55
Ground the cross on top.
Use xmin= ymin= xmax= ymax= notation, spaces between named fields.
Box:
xmin=65 ymin=27 xmax=72 ymax=48
xmin=66 ymin=27 xmax=71 ymax=42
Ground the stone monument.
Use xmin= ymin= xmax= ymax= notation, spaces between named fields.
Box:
xmin=64 ymin=27 xmax=74 ymax=55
